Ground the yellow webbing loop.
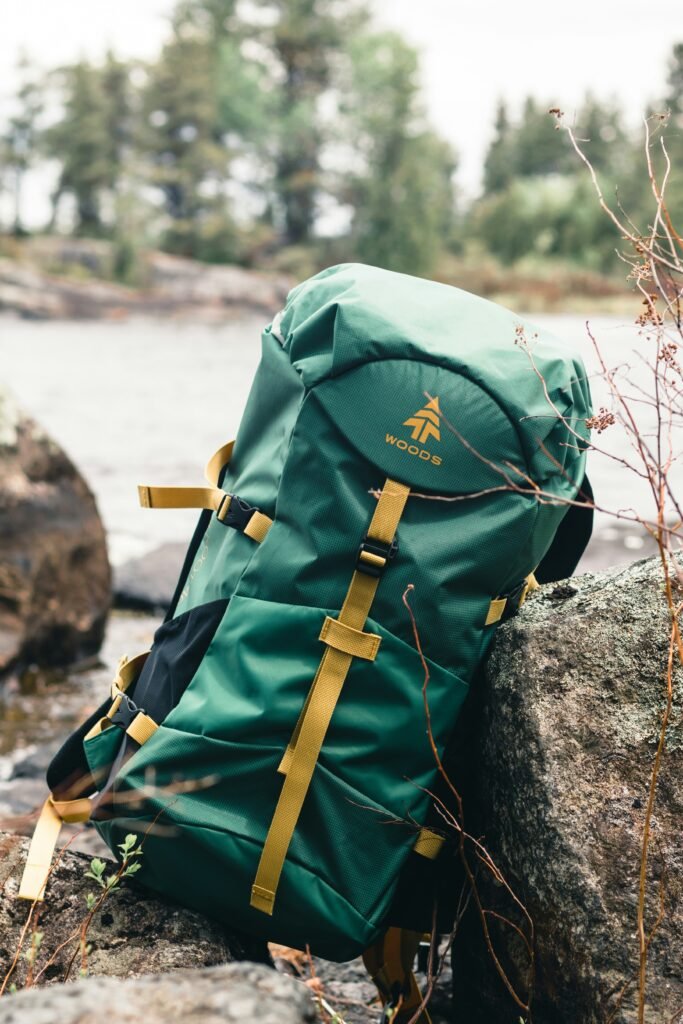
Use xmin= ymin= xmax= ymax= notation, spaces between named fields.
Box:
xmin=19 ymin=796 xmax=92 ymax=901
xmin=138 ymin=440 xmax=273 ymax=541
xmin=126 ymin=711 xmax=158 ymax=746
xmin=85 ymin=651 xmax=151 ymax=741
xmin=362 ymin=927 xmax=432 ymax=1024
xmin=251 ymin=478 xmax=410 ymax=915
xmin=319 ymin=616 xmax=381 ymax=661
xmin=138 ymin=484 xmax=226 ymax=514
xmin=244 ymin=510 xmax=273 ymax=543
xmin=485 ymin=572 xmax=539 ymax=626
xmin=413 ymin=828 xmax=445 ymax=860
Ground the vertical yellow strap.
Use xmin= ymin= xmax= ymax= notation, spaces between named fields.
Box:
xmin=251 ymin=479 xmax=410 ymax=915
xmin=19 ymin=797 xmax=92 ymax=901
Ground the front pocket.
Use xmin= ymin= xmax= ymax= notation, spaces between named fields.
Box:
xmin=83 ymin=725 xmax=123 ymax=788
xmin=99 ymin=594 xmax=468 ymax=959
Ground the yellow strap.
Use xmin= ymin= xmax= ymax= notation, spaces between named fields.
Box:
xmin=485 ymin=572 xmax=539 ymax=626
xmin=243 ymin=510 xmax=273 ymax=543
xmin=251 ymin=478 xmax=410 ymax=915
xmin=204 ymin=440 xmax=234 ymax=487
xmin=413 ymin=828 xmax=445 ymax=860
xmin=319 ymin=616 xmax=381 ymax=661
xmin=126 ymin=711 xmax=158 ymax=746
xmin=19 ymin=796 xmax=92 ymax=901
xmin=485 ymin=597 xmax=507 ymax=626
xmin=362 ymin=927 xmax=432 ymax=1024
xmin=520 ymin=571 xmax=539 ymax=605
xmin=138 ymin=441 xmax=273 ymax=540
xmin=138 ymin=484 xmax=227 ymax=513
xmin=83 ymin=651 xmax=150 ymax=740
xmin=112 ymin=651 xmax=150 ymax=697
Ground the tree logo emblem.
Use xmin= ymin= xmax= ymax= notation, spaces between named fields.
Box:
xmin=403 ymin=397 xmax=441 ymax=444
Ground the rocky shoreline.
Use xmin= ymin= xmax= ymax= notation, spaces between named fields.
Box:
xmin=0 ymin=240 xmax=291 ymax=321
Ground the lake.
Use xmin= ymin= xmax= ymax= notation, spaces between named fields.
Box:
xmin=0 ymin=311 xmax=677 ymax=572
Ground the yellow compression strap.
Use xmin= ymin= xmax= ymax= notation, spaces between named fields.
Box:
xmin=138 ymin=440 xmax=273 ymax=541
xmin=251 ymin=478 xmax=410 ymax=916
xmin=19 ymin=796 xmax=92 ymax=901
xmin=363 ymin=927 xmax=432 ymax=1024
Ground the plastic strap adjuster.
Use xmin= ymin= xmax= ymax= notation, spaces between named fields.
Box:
xmin=109 ymin=694 xmax=145 ymax=731
xmin=217 ymin=493 xmax=258 ymax=532
xmin=356 ymin=534 xmax=399 ymax=578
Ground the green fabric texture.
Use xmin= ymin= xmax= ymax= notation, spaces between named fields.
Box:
xmin=92 ymin=263 xmax=592 ymax=961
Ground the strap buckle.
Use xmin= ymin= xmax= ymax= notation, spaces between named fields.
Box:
xmin=109 ymin=694 xmax=145 ymax=731
xmin=356 ymin=534 xmax=399 ymax=578
xmin=217 ymin=493 xmax=257 ymax=532
xmin=500 ymin=577 xmax=532 ymax=622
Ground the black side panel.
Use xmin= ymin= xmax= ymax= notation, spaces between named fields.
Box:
xmin=131 ymin=597 xmax=229 ymax=725
xmin=536 ymin=474 xmax=594 ymax=584
xmin=91 ymin=597 xmax=229 ymax=819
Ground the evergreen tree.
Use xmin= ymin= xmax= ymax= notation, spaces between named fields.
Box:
xmin=344 ymin=31 xmax=456 ymax=275
xmin=513 ymin=96 xmax=573 ymax=178
xmin=1 ymin=56 xmax=43 ymax=235
xmin=140 ymin=22 xmax=233 ymax=256
xmin=251 ymin=0 xmax=367 ymax=246
xmin=45 ymin=56 xmax=133 ymax=235
xmin=483 ymin=100 xmax=513 ymax=195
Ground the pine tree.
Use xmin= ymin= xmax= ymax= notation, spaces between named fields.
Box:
xmin=1 ymin=56 xmax=43 ymax=235
xmin=344 ymin=31 xmax=456 ymax=275
xmin=483 ymin=100 xmax=514 ymax=195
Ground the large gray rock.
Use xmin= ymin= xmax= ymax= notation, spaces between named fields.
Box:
xmin=0 ymin=831 xmax=261 ymax=988
xmin=0 ymin=390 xmax=111 ymax=674
xmin=0 ymin=962 xmax=313 ymax=1024
xmin=452 ymin=556 xmax=683 ymax=1023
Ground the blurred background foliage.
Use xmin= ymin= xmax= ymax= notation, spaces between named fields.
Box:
xmin=1 ymin=0 xmax=682 ymax=293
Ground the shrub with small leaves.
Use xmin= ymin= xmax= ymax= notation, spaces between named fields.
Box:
xmin=84 ymin=834 xmax=143 ymax=908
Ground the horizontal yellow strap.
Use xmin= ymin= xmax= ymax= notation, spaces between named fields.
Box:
xmin=485 ymin=597 xmax=507 ymax=626
xmin=413 ymin=828 xmax=445 ymax=860
xmin=126 ymin=712 xmax=158 ymax=746
xmin=319 ymin=616 xmax=381 ymax=661
xmin=244 ymin=510 xmax=273 ymax=543
xmin=51 ymin=797 xmax=92 ymax=823
xmin=138 ymin=484 xmax=226 ymax=513
xmin=19 ymin=796 xmax=92 ymax=901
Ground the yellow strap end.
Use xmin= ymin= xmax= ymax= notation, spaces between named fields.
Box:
xmin=18 ymin=799 xmax=63 ymax=901
xmin=485 ymin=597 xmax=507 ymax=626
xmin=413 ymin=828 xmax=445 ymax=860
xmin=251 ymin=884 xmax=275 ymax=915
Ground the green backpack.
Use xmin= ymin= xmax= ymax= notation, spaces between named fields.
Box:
xmin=21 ymin=263 xmax=591 ymax=1018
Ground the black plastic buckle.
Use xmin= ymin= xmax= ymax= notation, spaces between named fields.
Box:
xmin=356 ymin=534 xmax=399 ymax=578
xmin=217 ymin=494 xmax=257 ymax=532
xmin=501 ymin=578 xmax=528 ymax=622
xmin=110 ymin=694 xmax=143 ymax=731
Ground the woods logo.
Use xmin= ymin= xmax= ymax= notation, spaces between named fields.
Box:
xmin=385 ymin=397 xmax=443 ymax=466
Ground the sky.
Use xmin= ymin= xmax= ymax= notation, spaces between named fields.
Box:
xmin=1 ymin=0 xmax=682 ymax=218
